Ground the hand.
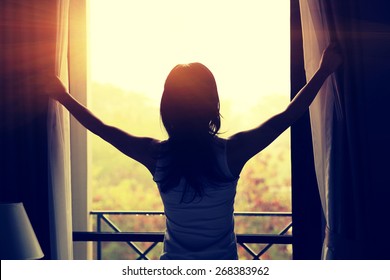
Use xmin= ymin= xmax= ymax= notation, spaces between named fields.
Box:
xmin=318 ymin=43 xmax=343 ymax=76
xmin=39 ymin=75 xmax=69 ymax=101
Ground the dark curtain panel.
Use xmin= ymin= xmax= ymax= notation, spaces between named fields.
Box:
xmin=292 ymin=0 xmax=390 ymax=259
xmin=0 ymin=0 xmax=58 ymax=259
xmin=326 ymin=0 xmax=390 ymax=259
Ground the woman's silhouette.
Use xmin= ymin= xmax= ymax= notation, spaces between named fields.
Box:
xmin=45 ymin=44 xmax=342 ymax=259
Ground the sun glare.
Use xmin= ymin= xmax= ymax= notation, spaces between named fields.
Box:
xmin=89 ymin=3 xmax=293 ymax=259
xmin=89 ymin=0 xmax=290 ymax=112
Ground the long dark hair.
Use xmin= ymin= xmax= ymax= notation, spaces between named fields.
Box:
xmin=157 ymin=63 xmax=224 ymax=200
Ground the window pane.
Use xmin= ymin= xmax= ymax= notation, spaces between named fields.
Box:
xmin=89 ymin=0 xmax=291 ymax=260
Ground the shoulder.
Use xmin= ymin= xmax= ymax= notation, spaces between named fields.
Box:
xmin=137 ymin=138 xmax=166 ymax=175
xmin=213 ymin=136 xmax=241 ymax=179
xmin=225 ymin=135 xmax=246 ymax=177
xmin=213 ymin=135 xmax=228 ymax=148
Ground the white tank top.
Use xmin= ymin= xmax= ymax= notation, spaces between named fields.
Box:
xmin=153 ymin=137 xmax=239 ymax=260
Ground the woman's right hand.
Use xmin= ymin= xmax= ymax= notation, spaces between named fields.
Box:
xmin=318 ymin=43 xmax=343 ymax=76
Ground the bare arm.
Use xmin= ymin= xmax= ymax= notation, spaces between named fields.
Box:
xmin=227 ymin=44 xmax=342 ymax=176
xmin=46 ymin=79 xmax=158 ymax=173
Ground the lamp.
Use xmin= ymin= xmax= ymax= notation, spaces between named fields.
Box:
xmin=0 ymin=202 xmax=44 ymax=260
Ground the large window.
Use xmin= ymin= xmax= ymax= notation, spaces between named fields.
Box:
xmin=88 ymin=0 xmax=291 ymax=259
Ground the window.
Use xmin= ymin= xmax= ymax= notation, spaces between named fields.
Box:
xmin=86 ymin=0 xmax=291 ymax=259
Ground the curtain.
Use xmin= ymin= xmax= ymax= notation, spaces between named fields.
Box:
xmin=327 ymin=0 xmax=390 ymax=259
xmin=0 ymin=0 xmax=72 ymax=259
xmin=47 ymin=0 xmax=73 ymax=259
xmin=300 ymin=0 xmax=390 ymax=259
xmin=299 ymin=0 xmax=341 ymax=259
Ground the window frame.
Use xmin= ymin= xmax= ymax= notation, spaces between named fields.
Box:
xmin=70 ymin=0 xmax=323 ymax=260
xmin=290 ymin=0 xmax=323 ymax=260
xmin=69 ymin=0 xmax=92 ymax=260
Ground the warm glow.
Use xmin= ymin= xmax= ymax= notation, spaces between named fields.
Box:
xmin=88 ymin=2 xmax=293 ymax=260
xmin=89 ymin=0 xmax=290 ymax=112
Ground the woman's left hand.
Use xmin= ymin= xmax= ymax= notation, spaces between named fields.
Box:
xmin=39 ymin=75 xmax=69 ymax=101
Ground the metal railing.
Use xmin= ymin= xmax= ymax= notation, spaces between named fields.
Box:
xmin=73 ymin=211 xmax=292 ymax=260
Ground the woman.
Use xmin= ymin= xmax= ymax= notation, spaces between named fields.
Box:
xmin=45 ymin=44 xmax=342 ymax=259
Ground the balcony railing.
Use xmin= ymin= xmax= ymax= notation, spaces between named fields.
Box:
xmin=73 ymin=211 xmax=292 ymax=260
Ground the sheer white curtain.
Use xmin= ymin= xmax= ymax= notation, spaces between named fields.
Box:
xmin=299 ymin=0 xmax=341 ymax=259
xmin=47 ymin=0 xmax=73 ymax=259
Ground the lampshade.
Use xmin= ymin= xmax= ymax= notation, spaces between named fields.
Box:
xmin=0 ymin=202 xmax=44 ymax=260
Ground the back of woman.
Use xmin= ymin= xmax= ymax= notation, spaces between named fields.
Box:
xmin=154 ymin=137 xmax=239 ymax=260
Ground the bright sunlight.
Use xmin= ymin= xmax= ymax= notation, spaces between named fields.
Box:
xmin=90 ymin=0 xmax=290 ymax=113
xmin=88 ymin=0 xmax=292 ymax=259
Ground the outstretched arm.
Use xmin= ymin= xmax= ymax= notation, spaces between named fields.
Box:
xmin=45 ymin=78 xmax=158 ymax=173
xmin=227 ymin=44 xmax=342 ymax=176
